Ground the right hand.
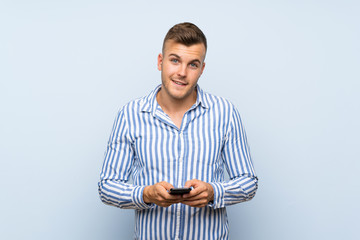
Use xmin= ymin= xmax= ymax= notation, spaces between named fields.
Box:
xmin=143 ymin=181 xmax=182 ymax=207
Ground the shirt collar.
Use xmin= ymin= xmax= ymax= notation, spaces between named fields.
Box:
xmin=196 ymin=85 xmax=210 ymax=109
xmin=140 ymin=84 xmax=210 ymax=115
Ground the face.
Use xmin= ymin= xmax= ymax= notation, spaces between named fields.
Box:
xmin=157 ymin=40 xmax=206 ymax=104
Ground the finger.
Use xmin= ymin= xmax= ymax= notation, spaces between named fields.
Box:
xmin=181 ymin=199 xmax=208 ymax=208
xmin=184 ymin=179 xmax=200 ymax=188
xmin=149 ymin=183 xmax=177 ymax=203
xmin=158 ymin=181 xmax=175 ymax=191
xmin=156 ymin=185 xmax=183 ymax=201
xmin=183 ymin=185 xmax=206 ymax=198
xmin=182 ymin=192 xmax=207 ymax=201
xmin=155 ymin=182 xmax=176 ymax=198
xmin=182 ymin=198 xmax=208 ymax=206
xmin=160 ymin=191 xmax=182 ymax=202
xmin=164 ymin=193 xmax=183 ymax=200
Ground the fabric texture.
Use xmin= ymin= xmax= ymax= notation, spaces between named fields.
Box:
xmin=98 ymin=85 xmax=258 ymax=240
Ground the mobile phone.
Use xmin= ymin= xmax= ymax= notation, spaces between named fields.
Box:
xmin=169 ymin=187 xmax=192 ymax=195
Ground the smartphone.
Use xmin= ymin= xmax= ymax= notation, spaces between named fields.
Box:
xmin=169 ymin=187 xmax=192 ymax=195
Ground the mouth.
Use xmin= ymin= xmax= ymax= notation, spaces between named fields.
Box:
xmin=172 ymin=79 xmax=187 ymax=86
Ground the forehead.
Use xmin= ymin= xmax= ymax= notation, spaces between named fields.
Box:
xmin=163 ymin=40 xmax=206 ymax=61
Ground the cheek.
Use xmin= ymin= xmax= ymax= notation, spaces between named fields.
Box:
xmin=189 ymin=71 xmax=202 ymax=81
xmin=163 ymin=65 xmax=177 ymax=76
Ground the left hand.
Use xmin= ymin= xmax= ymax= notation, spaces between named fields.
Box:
xmin=180 ymin=179 xmax=214 ymax=208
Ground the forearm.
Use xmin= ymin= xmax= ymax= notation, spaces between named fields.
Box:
xmin=209 ymin=175 xmax=258 ymax=209
xmin=98 ymin=179 xmax=152 ymax=210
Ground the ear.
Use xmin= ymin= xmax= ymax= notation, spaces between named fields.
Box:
xmin=200 ymin=62 xmax=206 ymax=75
xmin=157 ymin=53 xmax=163 ymax=71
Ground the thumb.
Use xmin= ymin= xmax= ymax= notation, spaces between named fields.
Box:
xmin=159 ymin=181 xmax=175 ymax=191
xmin=184 ymin=179 xmax=198 ymax=188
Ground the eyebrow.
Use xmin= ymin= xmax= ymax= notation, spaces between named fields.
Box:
xmin=168 ymin=53 xmax=202 ymax=64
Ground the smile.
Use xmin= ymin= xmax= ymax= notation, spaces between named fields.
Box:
xmin=172 ymin=80 xmax=187 ymax=86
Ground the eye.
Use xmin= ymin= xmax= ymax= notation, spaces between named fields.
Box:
xmin=171 ymin=59 xmax=179 ymax=63
xmin=190 ymin=63 xmax=199 ymax=68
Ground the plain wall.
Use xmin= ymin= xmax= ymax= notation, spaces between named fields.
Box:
xmin=1 ymin=0 xmax=359 ymax=239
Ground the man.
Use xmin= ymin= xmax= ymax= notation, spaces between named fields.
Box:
xmin=98 ymin=22 xmax=258 ymax=240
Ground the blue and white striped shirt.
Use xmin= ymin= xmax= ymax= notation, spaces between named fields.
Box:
xmin=98 ymin=85 xmax=258 ymax=240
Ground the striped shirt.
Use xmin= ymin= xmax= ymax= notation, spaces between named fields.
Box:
xmin=98 ymin=85 xmax=258 ymax=240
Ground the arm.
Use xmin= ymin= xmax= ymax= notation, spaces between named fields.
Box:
xmin=98 ymin=109 xmax=152 ymax=210
xmin=209 ymin=174 xmax=258 ymax=209
xmin=211 ymin=105 xmax=258 ymax=208
xmin=181 ymin=105 xmax=258 ymax=209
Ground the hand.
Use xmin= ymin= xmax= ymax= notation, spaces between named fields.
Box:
xmin=143 ymin=181 xmax=182 ymax=207
xmin=181 ymin=179 xmax=214 ymax=208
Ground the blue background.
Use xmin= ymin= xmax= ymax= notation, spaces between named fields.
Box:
xmin=1 ymin=0 xmax=359 ymax=239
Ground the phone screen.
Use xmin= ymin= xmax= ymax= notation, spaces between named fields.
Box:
xmin=169 ymin=187 xmax=192 ymax=195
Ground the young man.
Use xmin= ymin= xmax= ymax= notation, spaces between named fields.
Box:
xmin=98 ymin=22 xmax=258 ymax=240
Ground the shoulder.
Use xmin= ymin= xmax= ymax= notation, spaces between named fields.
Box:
xmin=119 ymin=85 xmax=159 ymax=115
xmin=116 ymin=97 xmax=146 ymax=117
xmin=121 ymin=97 xmax=143 ymax=110
xmin=200 ymin=88 xmax=236 ymax=113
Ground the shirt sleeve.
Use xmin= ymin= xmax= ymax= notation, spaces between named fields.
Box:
xmin=209 ymin=105 xmax=258 ymax=209
xmin=98 ymin=109 xmax=153 ymax=210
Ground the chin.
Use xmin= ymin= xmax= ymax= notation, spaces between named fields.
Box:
xmin=172 ymin=88 xmax=194 ymax=98
xmin=169 ymin=93 xmax=186 ymax=100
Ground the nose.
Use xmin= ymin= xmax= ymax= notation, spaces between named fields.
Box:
xmin=177 ymin=64 xmax=187 ymax=78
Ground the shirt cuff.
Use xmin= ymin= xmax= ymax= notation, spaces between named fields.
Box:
xmin=208 ymin=182 xmax=225 ymax=209
xmin=132 ymin=186 xmax=154 ymax=209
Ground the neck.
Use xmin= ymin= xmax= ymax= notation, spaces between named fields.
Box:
xmin=156 ymin=88 xmax=197 ymax=115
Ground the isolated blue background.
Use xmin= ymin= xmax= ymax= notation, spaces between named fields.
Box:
xmin=1 ymin=1 xmax=359 ymax=239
